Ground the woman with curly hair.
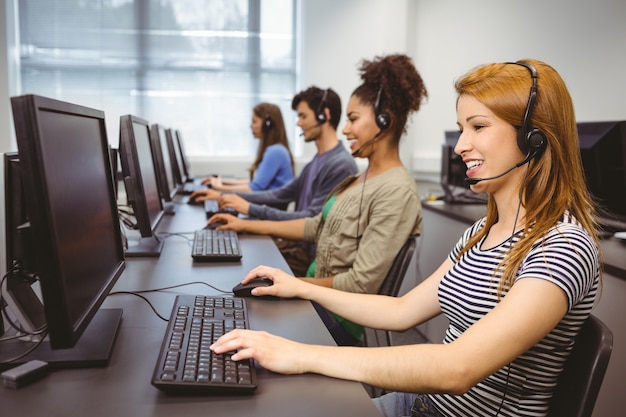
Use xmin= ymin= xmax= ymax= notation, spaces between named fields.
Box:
xmin=209 ymin=54 xmax=427 ymax=343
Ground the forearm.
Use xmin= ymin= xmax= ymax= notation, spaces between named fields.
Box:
xmin=299 ymin=283 xmax=412 ymax=330
xmin=242 ymin=218 xmax=306 ymax=240
xmin=299 ymin=267 xmax=444 ymax=332
xmin=215 ymin=183 xmax=252 ymax=192
xmin=222 ymin=178 xmax=250 ymax=186
xmin=302 ymin=343 xmax=463 ymax=394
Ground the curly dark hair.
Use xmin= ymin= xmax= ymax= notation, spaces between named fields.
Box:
xmin=352 ymin=54 xmax=428 ymax=138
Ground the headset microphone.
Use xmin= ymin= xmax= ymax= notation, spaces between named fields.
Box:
xmin=464 ymin=151 xmax=534 ymax=185
xmin=351 ymin=129 xmax=383 ymax=156
xmin=299 ymin=120 xmax=323 ymax=137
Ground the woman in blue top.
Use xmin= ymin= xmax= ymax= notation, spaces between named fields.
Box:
xmin=203 ymin=102 xmax=295 ymax=192
xmin=211 ymin=59 xmax=601 ymax=417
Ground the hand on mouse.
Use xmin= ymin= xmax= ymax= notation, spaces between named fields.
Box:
xmin=207 ymin=213 xmax=246 ymax=231
xmin=202 ymin=176 xmax=223 ymax=189
xmin=240 ymin=266 xmax=307 ymax=299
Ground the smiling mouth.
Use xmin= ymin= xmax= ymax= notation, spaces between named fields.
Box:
xmin=465 ymin=160 xmax=483 ymax=169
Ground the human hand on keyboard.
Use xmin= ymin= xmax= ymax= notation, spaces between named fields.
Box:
xmin=210 ymin=328 xmax=312 ymax=375
xmin=190 ymin=188 xmax=220 ymax=202
xmin=219 ymin=193 xmax=250 ymax=215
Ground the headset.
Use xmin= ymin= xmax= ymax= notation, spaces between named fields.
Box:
xmin=465 ymin=61 xmax=547 ymax=186
xmin=263 ymin=114 xmax=273 ymax=132
xmin=374 ymin=85 xmax=390 ymax=130
xmin=509 ymin=61 xmax=546 ymax=156
xmin=315 ymin=89 xmax=329 ymax=124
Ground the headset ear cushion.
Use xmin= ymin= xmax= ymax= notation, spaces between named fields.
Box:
xmin=316 ymin=110 xmax=327 ymax=124
xmin=376 ymin=112 xmax=390 ymax=130
xmin=527 ymin=128 xmax=546 ymax=151
xmin=262 ymin=116 xmax=273 ymax=132
xmin=517 ymin=127 xmax=546 ymax=155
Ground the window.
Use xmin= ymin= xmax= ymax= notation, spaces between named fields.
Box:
xmin=17 ymin=0 xmax=298 ymax=157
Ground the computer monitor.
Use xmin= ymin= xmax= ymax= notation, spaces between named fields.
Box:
xmin=440 ymin=130 xmax=486 ymax=204
xmin=118 ymin=115 xmax=165 ymax=257
xmin=1 ymin=94 xmax=126 ymax=368
xmin=149 ymin=124 xmax=177 ymax=213
xmin=165 ymin=127 xmax=188 ymax=186
xmin=175 ymin=129 xmax=194 ymax=181
xmin=577 ymin=120 xmax=626 ymax=226
xmin=109 ymin=146 xmax=121 ymax=198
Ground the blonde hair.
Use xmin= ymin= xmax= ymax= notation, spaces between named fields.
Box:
xmin=454 ymin=59 xmax=600 ymax=295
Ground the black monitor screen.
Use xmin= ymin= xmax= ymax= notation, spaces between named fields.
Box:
xmin=119 ymin=115 xmax=164 ymax=239
xmin=441 ymin=130 xmax=467 ymax=190
xmin=149 ymin=124 xmax=176 ymax=202
xmin=166 ymin=128 xmax=187 ymax=185
xmin=578 ymin=120 xmax=626 ymax=220
xmin=8 ymin=94 xmax=125 ymax=355
xmin=175 ymin=129 xmax=193 ymax=180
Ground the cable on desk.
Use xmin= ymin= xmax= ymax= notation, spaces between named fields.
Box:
xmin=107 ymin=291 xmax=169 ymax=321
xmin=0 ymin=331 xmax=48 ymax=365
xmin=0 ymin=268 xmax=48 ymax=338
xmin=108 ymin=281 xmax=233 ymax=322
xmin=0 ymin=270 xmax=50 ymax=364
xmin=155 ymin=231 xmax=195 ymax=245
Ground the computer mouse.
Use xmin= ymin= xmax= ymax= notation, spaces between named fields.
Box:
xmin=204 ymin=220 xmax=227 ymax=230
xmin=232 ymin=277 xmax=274 ymax=297
xmin=187 ymin=196 xmax=204 ymax=205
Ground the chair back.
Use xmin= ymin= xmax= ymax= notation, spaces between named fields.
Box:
xmin=314 ymin=237 xmax=418 ymax=347
xmin=378 ymin=236 xmax=417 ymax=297
xmin=547 ymin=314 xmax=613 ymax=417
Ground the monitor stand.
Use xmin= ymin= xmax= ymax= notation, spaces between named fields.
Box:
xmin=0 ymin=308 xmax=123 ymax=371
xmin=124 ymin=235 xmax=163 ymax=257
xmin=163 ymin=201 xmax=176 ymax=215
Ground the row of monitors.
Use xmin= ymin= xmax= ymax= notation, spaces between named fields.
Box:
xmin=1 ymin=94 xmax=197 ymax=369
xmin=115 ymin=115 xmax=199 ymax=257
xmin=440 ymin=121 xmax=626 ymax=224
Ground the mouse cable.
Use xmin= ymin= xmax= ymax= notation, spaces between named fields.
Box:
xmin=0 ymin=272 xmax=48 ymax=338
xmin=107 ymin=291 xmax=169 ymax=322
xmin=0 ymin=331 xmax=48 ymax=365
xmin=126 ymin=281 xmax=232 ymax=295
xmin=108 ymin=281 xmax=232 ymax=322
xmin=156 ymin=231 xmax=195 ymax=242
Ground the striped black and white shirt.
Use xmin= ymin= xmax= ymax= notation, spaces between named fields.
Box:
xmin=428 ymin=213 xmax=599 ymax=417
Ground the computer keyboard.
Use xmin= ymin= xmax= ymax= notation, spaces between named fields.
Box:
xmin=179 ymin=181 xmax=206 ymax=195
xmin=192 ymin=228 xmax=242 ymax=261
xmin=204 ymin=199 xmax=238 ymax=218
xmin=151 ymin=294 xmax=257 ymax=395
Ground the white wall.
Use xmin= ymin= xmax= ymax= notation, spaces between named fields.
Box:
xmin=411 ymin=0 xmax=626 ymax=178
xmin=297 ymin=0 xmax=417 ymax=171
xmin=298 ymin=0 xmax=626 ymax=179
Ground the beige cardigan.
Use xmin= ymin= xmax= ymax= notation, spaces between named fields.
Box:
xmin=303 ymin=166 xmax=422 ymax=293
